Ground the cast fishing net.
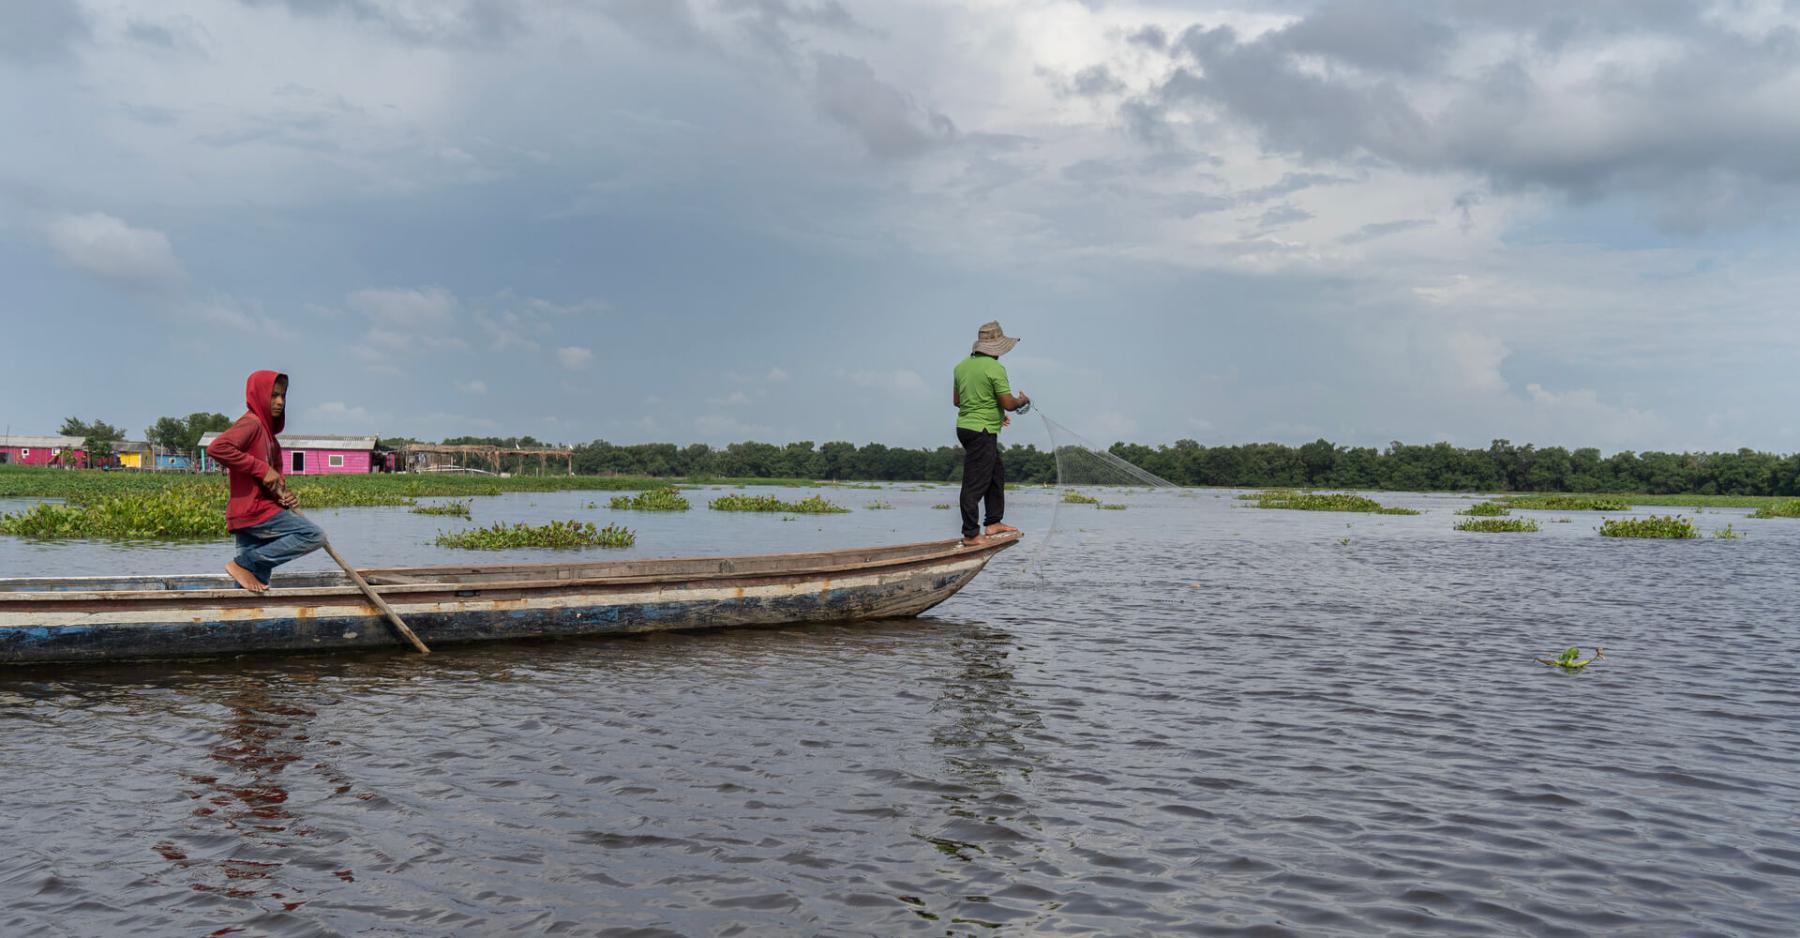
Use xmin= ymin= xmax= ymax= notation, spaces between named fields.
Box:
xmin=1000 ymin=405 xmax=1181 ymax=585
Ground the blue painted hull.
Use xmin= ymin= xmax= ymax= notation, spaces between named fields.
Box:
xmin=0 ymin=537 xmax=1015 ymax=665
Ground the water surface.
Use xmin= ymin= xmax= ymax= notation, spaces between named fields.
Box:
xmin=3 ymin=488 xmax=1797 ymax=935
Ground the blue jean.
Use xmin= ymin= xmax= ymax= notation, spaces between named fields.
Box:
xmin=232 ymin=510 xmax=327 ymax=585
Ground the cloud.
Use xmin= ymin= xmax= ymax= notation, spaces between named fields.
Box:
xmin=43 ymin=213 xmax=186 ymax=292
xmin=695 ymin=413 xmax=771 ymax=440
xmin=304 ymin=400 xmax=376 ymax=428
xmin=184 ymin=295 xmax=296 ymax=341
xmin=767 ymin=366 xmax=790 ymax=382
xmin=556 ymin=346 xmax=594 ymax=369
xmin=1123 ymin=8 xmax=1800 ymax=230
xmin=346 ymin=286 xmax=458 ymax=327
xmin=707 ymin=390 xmax=752 ymax=406
xmin=0 ymin=0 xmax=89 ymax=64
xmin=456 ymin=379 xmax=488 ymax=394
xmin=237 ymin=0 xmax=525 ymax=48
xmin=812 ymin=53 xmax=955 ymax=159
xmin=844 ymin=368 xmax=929 ymax=397
xmin=1341 ymin=219 xmax=1436 ymax=244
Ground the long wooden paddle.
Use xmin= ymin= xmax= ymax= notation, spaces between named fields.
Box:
xmin=295 ymin=508 xmax=431 ymax=655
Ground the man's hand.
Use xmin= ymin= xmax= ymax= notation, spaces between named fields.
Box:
xmin=1003 ymin=414 xmax=1012 ymax=428
xmin=277 ymin=485 xmax=299 ymax=510
xmin=262 ymin=467 xmax=282 ymax=488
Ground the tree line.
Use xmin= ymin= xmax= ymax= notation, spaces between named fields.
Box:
xmin=554 ymin=437 xmax=1800 ymax=497
xmin=47 ymin=421 xmax=1800 ymax=496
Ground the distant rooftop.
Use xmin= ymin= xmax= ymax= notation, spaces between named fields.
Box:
xmin=198 ymin=433 xmax=380 ymax=451
xmin=0 ymin=434 xmax=86 ymax=449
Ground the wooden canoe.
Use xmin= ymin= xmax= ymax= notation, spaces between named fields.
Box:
xmin=0 ymin=533 xmax=1019 ymax=665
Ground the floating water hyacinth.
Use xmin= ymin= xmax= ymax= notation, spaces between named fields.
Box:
xmin=1455 ymin=518 xmax=1539 ymax=533
xmin=609 ymin=487 xmax=691 ymax=511
xmin=0 ymin=487 xmax=228 ymax=541
xmin=1537 ymin=647 xmax=1605 ymax=670
xmin=1244 ymin=491 xmax=1420 ymax=515
xmin=410 ymin=500 xmax=472 ymax=517
xmin=1061 ymin=491 xmax=1100 ymax=505
xmin=1599 ymin=515 xmax=1698 ymax=539
xmin=435 ymin=520 xmax=635 ymax=549
xmin=1457 ymin=502 xmax=1510 ymax=516
xmin=709 ymin=494 xmax=848 ymax=514
xmin=1501 ymin=494 xmax=1631 ymax=511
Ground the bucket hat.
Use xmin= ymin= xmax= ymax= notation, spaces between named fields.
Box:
xmin=971 ymin=320 xmax=1020 ymax=357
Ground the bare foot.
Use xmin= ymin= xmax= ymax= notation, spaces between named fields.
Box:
xmin=225 ymin=561 xmax=268 ymax=593
xmin=984 ymin=523 xmax=1019 ymax=536
xmin=960 ymin=535 xmax=992 ymax=548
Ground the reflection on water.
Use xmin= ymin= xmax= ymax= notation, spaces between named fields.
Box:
xmin=4 ymin=487 xmax=1800 ymax=935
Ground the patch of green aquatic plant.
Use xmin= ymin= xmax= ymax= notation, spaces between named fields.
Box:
xmin=709 ymin=494 xmax=849 ymax=514
xmin=0 ymin=488 xmax=227 ymax=541
xmin=1457 ymin=502 xmax=1510 ymax=517
xmin=1713 ymin=524 xmax=1742 ymax=539
xmin=864 ymin=500 xmax=893 ymax=510
xmin=1061 ymin=491 xmax=1101 ymax=505
xmin=1455 ymin=517 xmax=1540 ymax=533
xmin=931 ymin=503 xmax=952 ymax=510
xmin=608 ymin=487 xmax=691 ymax=511
xmin=1537 ymin=646 xmax=1605 ymax=671
xmin=1500 ymin=494 xmax=1631 ymax=511
xmin=409 ymin=500 xmax=472 ymax=517
xmin=1097 ymin=503 xmax=1128 ymax=510
xmin=1749 ymin=499 xmax=1800 ymax=519
xmin=434 ymin=520 xmax=635 ymax=549
xmin=1246 ymin=491 xmax=1420 ymax=515
xmin=1599 ymin=515 xmax=1699 ymax=539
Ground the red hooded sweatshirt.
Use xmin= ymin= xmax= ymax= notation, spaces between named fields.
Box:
xmin=206 ymin=371 xmax=287 ymax=531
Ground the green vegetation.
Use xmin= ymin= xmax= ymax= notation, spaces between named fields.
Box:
xmin=608 ymin=487 xmax=691 ymax=511
xmin=1537 ymin=647 xmax=1605 ymax=671
xmin=1749 ymin=499 xmax=1800 ymax=519
xmin=864 ymin=500 xmax=893 ymax=510
xmin=1599 ymin=515 xmax=1699 ymax=539
xmin=434 ymin=520 xmax=635 ymax=550
xmin=1097 ymin=503 xmax=1128 ymax=511
xmin=410 ymin=500 xmax=472 ymax=517
xmin=1454 ymin=517 xmax=1540 ymax=533
xmin=1061 ymin=491 xmax=1101 ymax=505
xmin=1714 ymin=524 xmax=1742 ymax=540
xmin=1244 ymin=491 xmax=1420 ymax=515
xmin=931 ymin=503 xmax=953 ymax=510
xmin=1457 ymin=502 xmax=1510 ymax=516
xmin=708 ymin=493 xmax=849 ymax=514
xmin=1499 ymin=494 xmax=1631 ymax=511
xmin=0 ymin=488 xmax=226 ymax=541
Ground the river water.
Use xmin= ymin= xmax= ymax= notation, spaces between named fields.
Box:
xmin=2 ymin=486 xmax=1797 ymax=936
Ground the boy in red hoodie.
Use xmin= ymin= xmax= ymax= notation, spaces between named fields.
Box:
xmin=205 ymin=371 xmax=325 ymax=592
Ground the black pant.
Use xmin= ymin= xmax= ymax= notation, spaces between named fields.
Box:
xmin=957 ymin=427 xmax=1004 ymax=538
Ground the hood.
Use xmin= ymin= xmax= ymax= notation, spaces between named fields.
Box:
xmin=245 ymin=370 xmax=287 ymax=436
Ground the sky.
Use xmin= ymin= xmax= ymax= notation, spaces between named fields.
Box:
xmin=3 ymin=0 xmax=1799 ymax=453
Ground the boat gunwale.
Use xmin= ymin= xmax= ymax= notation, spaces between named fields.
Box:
xmin=0 ymin=534 xmax=1019 ymax=606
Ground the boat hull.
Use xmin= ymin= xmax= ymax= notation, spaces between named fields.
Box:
xmin=0 ymin=537 xmax=1014 ymax=665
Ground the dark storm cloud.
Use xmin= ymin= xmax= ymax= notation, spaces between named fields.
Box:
xmin=1109 ymin=2 xmax=1800 ymax=229
xmin=0 ymin=0 xmax=89 ymax=65
xmin=238 ymin=0 xmax=524 ymax=47
xmin=812 ymin=52 xmax=955 ymax=159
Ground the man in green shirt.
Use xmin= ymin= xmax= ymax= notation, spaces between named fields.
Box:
xmin=953 ymin=321 xmax=1030 ymax=546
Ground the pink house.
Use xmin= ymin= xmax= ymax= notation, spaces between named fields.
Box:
xmin=0 ymin=435 xmax=88 ymax=468
xmin=198 ymin=433 xmax=380 ymax=475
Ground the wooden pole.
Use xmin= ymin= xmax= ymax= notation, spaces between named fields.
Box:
xmin=319 ymin=538 xmax=431 ymax=654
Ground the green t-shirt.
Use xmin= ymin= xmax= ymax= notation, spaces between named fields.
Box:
xmin=953 ymin=354 xmax=1012 ymax=434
